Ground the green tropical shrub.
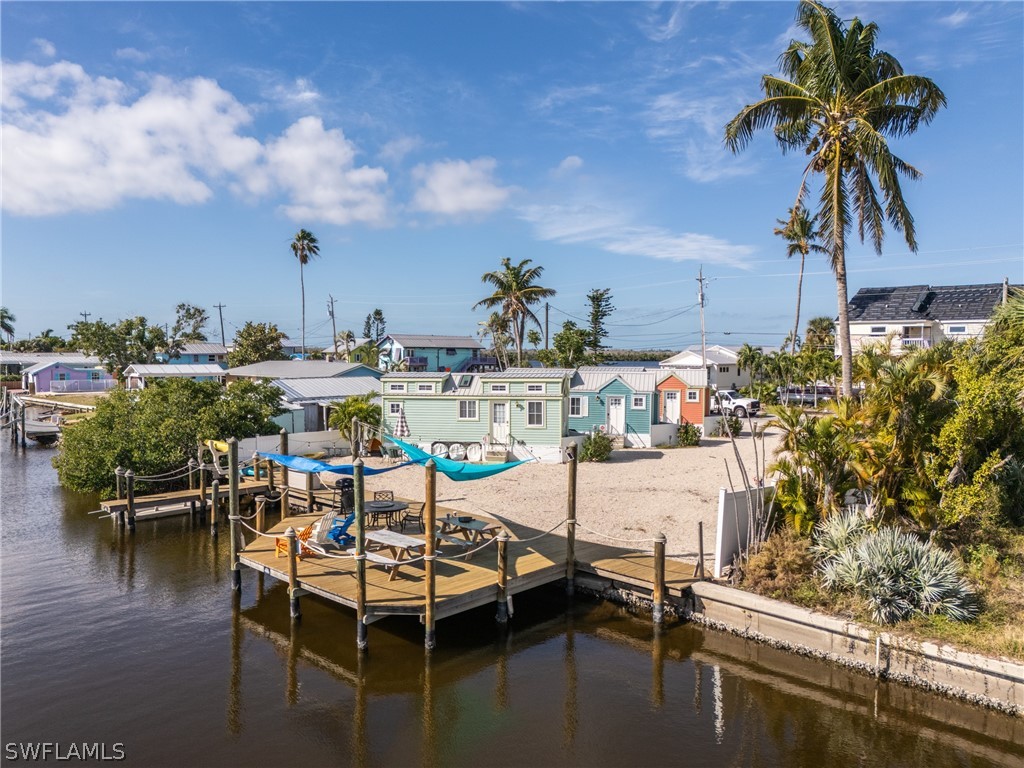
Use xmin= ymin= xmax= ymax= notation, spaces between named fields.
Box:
xmin=579 ymin=431 xmax=613 ymax=462
xmin=677 ymin=420 xmax=702 ymax=447
xmin=812 ymin=512 xmax=978 ymax=625
xmin=710 ymin=415 xmax=742 ymax=438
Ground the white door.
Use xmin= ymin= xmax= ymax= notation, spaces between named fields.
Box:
xmin=664 ymin=391 xmax=680 ymax=424
xmin=491 ymin=402 xmax=509 ymax=443
xmin=607 ymin=396 xmax=625 ymax=435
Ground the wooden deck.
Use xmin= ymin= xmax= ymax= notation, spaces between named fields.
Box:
xmin=238 ymin=505 xmax=698 ymax=624
xmin=100 ymin=479 xmax=271 ymax=519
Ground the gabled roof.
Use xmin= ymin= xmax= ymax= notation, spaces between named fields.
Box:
xmin=175 ymin=342 xmax=228 ymax=355
xmin=271 ymin=376 xmax=381 ymax=404
xmin=384 ymin=334 xmax=483 ymax=350
xmin=660 ymin=345 xmax=739 ymax=367
xmin=2 ymin=352 xmax=101 ymax=367
xmin=571 ymin=367 xmax=658 ymax=393
xmin=22 ymin=360 xmax=108 ymax=375
xmin=381 ymin=371 xmax=450 ymax=379
xmin=227 ymin=361 xmax=379 ymax=379
xmin=479 ymin=367 xmax=573 ymax=379
xmin=657 ymin=368 xmax=708 ymax=387
xmin=125 ymin=364 xmax=227 ymax=376
xmin=847 ymin=283 xmax=1020 ymax=323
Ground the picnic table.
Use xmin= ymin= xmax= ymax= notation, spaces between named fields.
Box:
xmin=436 ymin=515 xmax=502 ymax=560
xmin=359 ymin=528 xmax=426 ymax=581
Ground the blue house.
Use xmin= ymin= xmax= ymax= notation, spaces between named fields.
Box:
xmin=156 ymin=342 xmax=229 ymax=366
xmin=377 ymin=334 xmax=497 ymax=373
xmin=566 ymin=367 xmax=675 ymax=448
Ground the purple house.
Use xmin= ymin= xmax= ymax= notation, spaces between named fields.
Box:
xmin=22 ymin=361 xmax=116 ymax=394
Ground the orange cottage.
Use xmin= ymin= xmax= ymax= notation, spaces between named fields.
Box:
xmin=656 ymin=371 xmax=709 ymax=426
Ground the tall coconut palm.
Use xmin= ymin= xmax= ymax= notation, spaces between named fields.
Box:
xmin=337 ymin=329 xmax=356 ymax=361
xmin=725 ymin=0 xmax=946 ymax=397
xmin=775 ymin=206 xmax=827 ymax=355
xmin=474 ymin=258 xmax=556 ymax=367
xmin=805 ymin=316 xmax=836 ymax=352
xmin=0 ymin=307 xmax=15 ymax=344
xmin=290 ymin=229 xmax=320 ymax=359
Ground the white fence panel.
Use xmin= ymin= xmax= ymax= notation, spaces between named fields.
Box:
xmin=714 ymin=484 xmax=773 ymax=578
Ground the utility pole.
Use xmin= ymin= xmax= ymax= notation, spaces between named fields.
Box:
xmin=545 ymin=302 xmax=550 ymax=350
xmin=79 ymin=311 xmax=91 ymax=323
xmin=327 ymin=295 xmax=338 ymax=359
xmin=697 ymin=266 xmax=708 ymax=377
xmin=214 ymin=303 xmax=227 ymax=347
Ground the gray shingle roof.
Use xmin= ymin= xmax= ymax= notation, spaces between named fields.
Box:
xmin=386 ymin=334 xmax=483 ymax=349
xmin=848 ymin=283 xmax=1020 ymax=323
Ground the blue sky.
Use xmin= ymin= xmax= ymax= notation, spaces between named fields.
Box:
xmin=3 ymin=1 xmax=1022 ymax=352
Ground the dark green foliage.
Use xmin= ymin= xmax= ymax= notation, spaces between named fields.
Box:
xmin=585 ymin=288 xmax=614 ymax=354
xmin=68 ymin=317 xmax=169 ymax=378
xmin=228 ymin=322 xmax=287 ymax=367
xmin=578 ymin=431 xmax=613 ymax=462
xmin=53 ymin=378 xmax=283 ymax=495
xmin=711 ymin=415 xmax=742 ymax=438
xmin=536 ymin=321 xmax=599 ymax=368
xmin=677 ymin=420 xmax=702 ymax=447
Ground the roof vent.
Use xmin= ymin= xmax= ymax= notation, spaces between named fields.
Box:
xmin=911 ymin=290 xmax=930 ymax=313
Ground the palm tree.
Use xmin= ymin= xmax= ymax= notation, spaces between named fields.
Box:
xmin=775 ymin=206 xmax=826 ymax=355
xmin=478 ymin=312 xmax=512 ymax=370
xmin=725 ymin=0 xmax=946 ymax=397
xmin=290 ymin=229 xmax=320 ymax=359
xmin=474 ymin=258 xmax=556 ymax=367
xmin=0 ymin=307 xmax=15 ymax=344
xmin=337 ymin=329 xmax=356 ymax=361
xmin=805 ymin=316 xmax=836 ymax=352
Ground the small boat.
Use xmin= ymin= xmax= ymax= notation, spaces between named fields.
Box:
xmin=430 ymin=442 xmax=449 ymax=458
xmin=466 ymin=443 xmax=483 ymax=462
xmin=448 ymin=443 xmax=466 ymax=461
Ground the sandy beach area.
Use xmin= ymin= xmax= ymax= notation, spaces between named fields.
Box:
xmin=358 ymin=425 xmax=781 ymax=565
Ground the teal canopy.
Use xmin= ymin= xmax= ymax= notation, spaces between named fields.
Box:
xmin=258 ymin=440 xmax=531 ymax=482
xmin=384 ymin=437 xmax=531 ymax=481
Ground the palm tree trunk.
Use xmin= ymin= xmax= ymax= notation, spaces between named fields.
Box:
xmin=791 ymin=251 xmax=805 ymax=356
xmin=300 ymin=262 xmax=306 ymax=359
xmin=835 ymin=257 xmax=854 ymax=398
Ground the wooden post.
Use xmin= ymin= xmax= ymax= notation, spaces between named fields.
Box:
xmin=286 ymin=527 xmax=301 ymax=620
xmin=496 ymin=530 xmax=510 ymax=625
xmin=424 ymin=459 xmax=437 ymax=650
xmin=279 ymin=428 xmax=289 ymax=489
xmin=251 ymin=453 xmax=260 ymax=481
xmin=304 ymin=469 xmax=314 ymax=515
xmin=255 ymin=495 xmax=266 ymax=534
xmin=565 ymin=449 xmax=577 ymax=596
xmin=188 ymin=458 xmax=197 ymax=490
xmin=653 ymin=532 xmax=666 ymax=626
xmin=199 ymin=457 xmax=209 ymax=517
xmin=697 ymin=521 xmax=706 ymax=580
xmin=210 ymin=479 xmax=220 ymax=537
xmin=20 ymin=403 xmax=26 ymax=448
xmin=353 ymin=459 xmax=367 ymax=651
xmin=228 ymin=438 xmax=241 ymax=592
xmin=115 ymin=466 xmax=124 ymax=500
xmin=125 ymin=470 xmax=136 ymax=531
xmin=351 ymin=416 xmax=360 ymax=459
xmin=266 ymin=458 xmax=275 ymax=493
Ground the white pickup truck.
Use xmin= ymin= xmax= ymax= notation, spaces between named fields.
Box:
xmin=712 ymin=389 xmax=761 ymax=418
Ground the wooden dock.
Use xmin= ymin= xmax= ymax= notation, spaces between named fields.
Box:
xmin=99 ymin=479 xmax=271 ymax=520
xmin=238 ymin=505 xmax=697 ymax=626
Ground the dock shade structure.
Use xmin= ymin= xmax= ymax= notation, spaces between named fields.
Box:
xmin=124 ymin=363 xmax=227 ymax=390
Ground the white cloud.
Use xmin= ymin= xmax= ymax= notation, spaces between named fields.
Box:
xmin=410 ymin=157 xmax=513 ymax=216
xmin=639 ymin=3 xmax=689 ymax=43
xmin=379 ymin=135 xmax=424 ymax=164
xmin=115 ymin=47 xmax=149 ymax=63
xmin=252 ymin=116 xmax=389 ymax=226
xmin=32 ymin=39 xmax=56 ymax=58
xmin=518 ymin=202 xmax=754 ymax=267
xmin=552 ymin=155 xmax=584 ymax=176
xmin=938 ymin=10 xmax=970 ymax=28
xmin=269 ymin=77 xmax=321 ymax=108
xmin=2 ymin=60 xmax=388 ymax=225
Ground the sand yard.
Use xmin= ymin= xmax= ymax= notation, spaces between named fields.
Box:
xmin=358 ymin=424 xmax=781 ymax=566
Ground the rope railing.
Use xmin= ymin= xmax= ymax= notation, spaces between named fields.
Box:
xmin=574 ymin=522 xmax=658 ymax=546
xmin=506 ymin=517 xmax=570 ymax=544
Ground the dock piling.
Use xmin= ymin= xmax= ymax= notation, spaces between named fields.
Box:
xmin=696 ymin=521 xmax=706 ymax=580
xmin=255 ymin=496 xmax=266 ymax=534
xmin=496 ymin=530 xmax=510 ymax=625
xmin=566 ymin=449 xmax=577 ymax=596
xmin=424 ymin=459 xmax=438 ymax=651
xmin=228 ymin=438 xmax=241 ymax=592
xmin=354 ymin=458 xmax=367 ymax=651
xmin=115 ymin=466 xmax=124 ymax=500
xmin=188 ymin=458 xmax=197 ymax=490
xmin=20 ymin=403 xmax=26 ymax=448
xmin=210 ymin=480 xmax=220 ymax=536
xmin=279 ymin=429 xmax=289 ymax=490
xmin=125 ymin=470 xmax=136 ymax=531
xmin=653 ymin=532 xmax=666 ymax=625
xmin=286 ymin=528 xmax=301 ymax=621
xmin=199 ymin=459 xmax=208 ymax=517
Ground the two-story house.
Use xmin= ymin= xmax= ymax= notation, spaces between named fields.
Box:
xmin=845 ymin=280 xmax=1018 ymax=353
xmin=156 ymin=342 xmax=229 ymax=366
xmin=377 ymin=334 xmax=497 ymax=373
xmin=659 ymin=344 xmax=750 ymax=390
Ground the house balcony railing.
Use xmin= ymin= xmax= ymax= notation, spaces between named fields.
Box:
xmin=403 ymin=356 xmax=428 ymax=368
xmin=50 ymin=379 xmax=118 ymax=393
xmin=900 ymin=338 xmax=932 ymax=349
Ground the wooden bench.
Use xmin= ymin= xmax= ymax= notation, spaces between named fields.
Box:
xmin=349 ymin=548 xmax=409 ymax=581
xmin=435 ymin=532 xmax=472 ymax=548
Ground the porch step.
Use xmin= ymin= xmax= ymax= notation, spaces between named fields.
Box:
xmin=485 ymin=450 xmax=509 ymax=462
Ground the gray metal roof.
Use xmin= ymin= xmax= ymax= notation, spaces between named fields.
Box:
xmin=385 ymin=334 xmax=483 ymax=349
xmin=1 ymin=352 xmax=101 ymax=367
xmin=660 ymin=346 xmax=738 ymax=367
xmin=272 ymin=376 xmax=381 ymax=403
xmin=22 ymin=360 xmax=106 ymax=375
xmin=227 ymin=360 xmax=378 ymax=379
xmin=125 ymin=364 xmax=227 ymax=376
xmin=176 ymin=342 xmax=228 ymax=355
xmin=847 ymin=283 xmax=1021 ymax=323
xmin=479 ymin=367 xmax=574 ymax=379
xmin=571 ymin=368 xmax=658 ymax=393
xmin=657 ymin=368 xmax=708 ymax=387
xmin=380 ymin=371 xmax=450 ymax=379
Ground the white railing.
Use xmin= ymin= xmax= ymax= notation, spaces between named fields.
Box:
xmin=49 ymin=379 xmax=118 ymax=393
xmin=900 ymin=338 xmax=931 ymax=349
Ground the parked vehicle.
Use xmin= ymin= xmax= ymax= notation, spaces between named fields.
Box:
xmin=777 ymin=385 xmax=836 ymax=407
xmin=712 ymin=389 xmax=760 ymax=417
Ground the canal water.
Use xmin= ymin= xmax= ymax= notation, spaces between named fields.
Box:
xmin=2 ymin=440 xmax=1022 ymax=767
